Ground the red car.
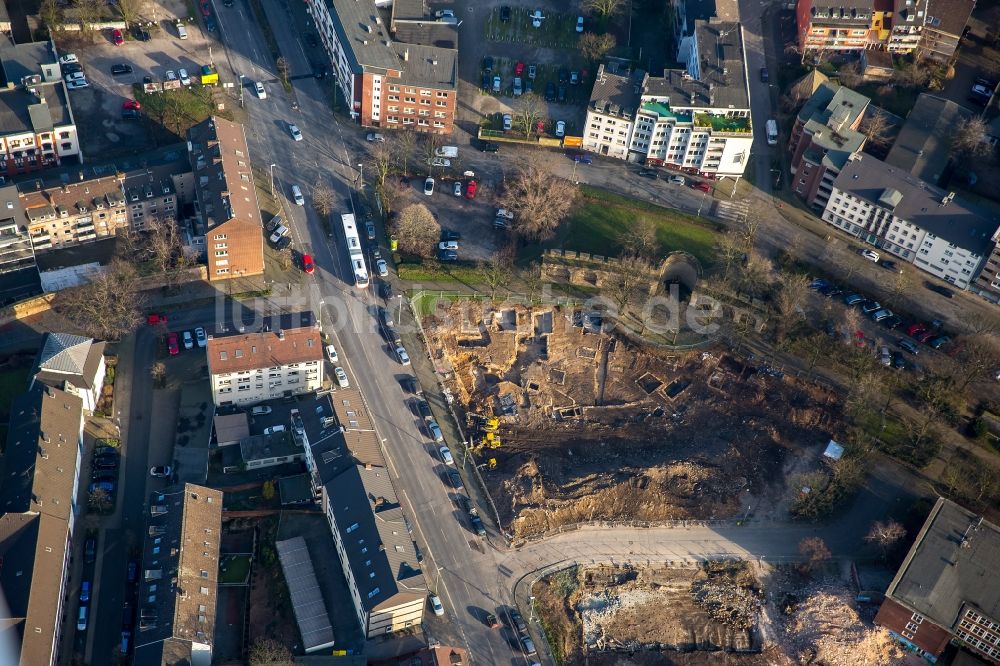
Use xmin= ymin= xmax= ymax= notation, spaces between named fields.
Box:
xmin=147 ymin=313 xmax=168 ymax=326
xmin=167 ymin=332 xmax=179 ymax=356
xmin=907 ymin=323 xmax=928 ymax=338
xmin=302 ymin=254 xmax=315 ymax=274
xmin=111 ymin=28 xmax=124 ymax=46
xmin=916 ymin=329 xmax=937 ymax=344
xmin=692 ymin=181 xmax=711 ymax=193
xmin=465 ymin=180 xmax=477 ymax=199
xmin=123 ymin=99 xmax=141 ymax=110
xmin=514 ymin=61 xmax=525 ymax=76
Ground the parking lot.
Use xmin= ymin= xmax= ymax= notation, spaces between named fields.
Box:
xmin=53 ymin=0 xmax=218 ymax=157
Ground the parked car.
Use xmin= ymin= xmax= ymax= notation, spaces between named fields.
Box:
xmin=861 ymin=249 xmax=880 ymax=262
xmin=111 ymin=63 xmax=133 ymax=75
xmin=879 ymin=345 xmax=891 ymax=367
xmin=466 ymin=180 xmax=477 ymax=199
xmin=500 ymin=5 xmax=511 ymax=21
xmin=379 ymin=281 xmax=393 ymax=298
xmin=251 ymin=406 xmax=273 ymax=415
xmin=147 ymin=313 xmax=167 ymax=326
xmin=638 ymin=168 xmax=658 ymax=179
xmin=439 ymin=240 xmax=459 ymax=251
xmin=897 ymin=338 xmax=919 ymax=354
xmin=492 ymin=75 xmax=501 ymax=92
xmin=289 ymin=124 xmax=303 ymax=141
xmin=430 ymin=595 xmax=444 ymax=616
xmin=503 ymin=113 xmax=512 ymax=131
xmin=528 ymin=64 xmax=537 ymax=79
xmin=78 ymin=606 xmax=88 ymax=631
xmin=557 ymin=84 xmax=567 ymax=102
xmin=447 ymin=468 xmax=464 ymax=490
xmin=760 ymin=66 xmax=769 ymax=82
xmin=416 ymin=400 xmax=432 ymax=418
xmin=167 ymin=332 xmax=179 ymax=355
xmin=182 ymin=330 xmax=194 ymax=349
xmin=570 ymin=70 xmax=580 ymax=85
xmin=85 ymin=537 xmax=96 ymax=563
xmin=121 ymin=98 xmax=140 ymax=110
xmin=576 ymin=15 xmax=584 ymax=32
xmin=127 ymin=560 xmax=138 ymax=583
xmin=424 ymin=177 xmax=435 ymax=195
xmin=438 ymin=249 xmax=458 ymax=261
xmin=366 ymin=221 xmax=377 ymax=240
xmin=907 ymin=323 xmax=928 ymax=337
xmin=111 ymin=28 xmax=124 ymax=46
xmin=334 ymin=367 xmax=349 ymax=388
xmin=80 ymin=581 xmax=91 ymax=603
xmin=871 ymin=309 xmax=893 ymax=322
xmin=879 ymin=259 xmax=900 ymax=272
xmin=861 ymin=300 xmax=881 ymax=313
xmin=692 ymin=181 xmax=711 ymax=192
xmin=366 ymin=132 xmax=385 ymax=142
xmin=325 ymin=345 xmax=339 ymax=363
xmin=121 ymin=108 xmax=141 ymax=120
xmin=255 ymin=81 xmax=266 ymax=98
xmin=482 ymin=55 xmax=494 ymax=72
xmin=149 ymin=466 xmax=172 ymax=478
xmin=668 ymin=175 xmax=685 ymax=185
xmin=511 ymin=610 xmax=527 ymax=632
xmin=929 ymin=335 xmax=951 ymax=349
xmin=178 ymin=68 xmax=191 ymax=85
xmin=843 ymin=293 xmax=864 ymax=306
xmin=428 ymin=420 xmax=444 ymax=442
xmin=453 ymin=181 xmax=463 ymax=197
xmin=479 ymin=141 xmax=500 ymax=153
xmin=292 ymin=184 xmax=304 ymax=205
xmin=545 ymin=81 xmax=556 ymax=101
xmin=194 ymin=327 xmax=207 ymax=347
xmin=555 ymin=120 xmax=566 ymax=137
xmin=89 ymin=481 xmax=116 ymax=494
xmin=521 ymin=635 xmax=537 ymax=656
xmin=925 ymin=282 xmax=954 ymax=298
xmin=439 ymin=446 xmax=454 ymax=465
xmin=568 ymin=152 xmax=592 ymax=164
xmin=302 ymin=254 xmax=314 ymax=274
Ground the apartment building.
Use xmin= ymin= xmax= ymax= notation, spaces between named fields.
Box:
xmin=206 ymin=312 xmax=323 ymax=407
xmin=584 ymin=19 xmax=753 ymax=178
xmin=121 ymin=163 xmax=191 ymax=231
xmin=0 ymin=38 xmax=80 ymax=177
xmin=885 ymin=94 xmax=973 ymax=186
xmin=31 ymin=332 xmax=107 ymax=412
xmin=875 ymin=498 xmax=1000 ymax=664
xmin=917 ymin=0 xmax=976 ymax=62
xmin=187 ymin=117 xmax=264 ymax=282
xmin=0 ymin=184 xmax=40 ymax=305
xmin=306 ymin=386 xmax=426 ymax=639
xmin=788 ymin=82 xmax=870 ymax=209
xmin=887 ymin=0 xmax=929 ymax=52
xmin=304 ymin=0 xmax=457 ymax=133
xmin=797 ymin=0 xmax=877 ymax=52
xmin=0 ymin=384 xmax=85 ymax=666
xmin=19 ymin=175 xmax=127 ymax=252
xmin=821 ymin=154 xmax=998 ymax=289
xmin=133 ymin=484 xmax=223 ymax=665
xmin=972 ymin=230 xmax=1000 ymax=304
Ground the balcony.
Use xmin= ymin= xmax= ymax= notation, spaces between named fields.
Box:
xmin=694 ymin=114 xmax=751 ymax=134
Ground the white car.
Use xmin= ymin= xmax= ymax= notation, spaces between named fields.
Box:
xmin=376 ymin=259 xmax=388 ymax=277
xmin=291 ymin=184 xmax=304 ymax=206
xmin=366 ymin=132 xmax=385 ymax=142
xmin=668 ymin=175 xmax=686 ymax=185
xmin=182 ymin=330 xmax=194 ymax=350
xmin=435 ymin=9 xmax=455 ymax=18
xmin=576 ymin=16 xmax=584 ymax=32
xmin=395 ymin=346 xmax=410 ymax=365
xmin=66 ymin=79 xmax=90 ymax=89
xmin=496 ymin=208 xmax=515 ymax=221
xmin=439 ymin=240 xmax=458 ymax=251
xmin=178 ymin=68 xmax=191 ymax=85
xmin=64 ymin=72 xmax=86 ymax=82
xmin=194 ymin=326 xmax=207 ymax=347
xmin=453 ymin=181 xmax=463 ymax=197
xmin=531 ymin=9 xmax=544 ymax=27
xmin=269 ymin=225 xmax=290 ymax=244
xmin=325 ymin=344 xmax=339 ymax=363
xmin=861 ymin=249 xmax=880 ymax=262
xmin=430 ymin=595 xmax=444 ymax=616
xmin=289 ymin=124 xmax=303 ymax=141
xmin=555 ymin=120 xmax=566 ymax=137
xmin=251 ymin=406 xmax=272 ymax=415
xmin=439 ymin=446 xmax=454 ymax=465
xmin=59 ymin=53 xmax=79 ymax=65
xmin=166 ymin=70 xmax=177 ymax=81
xmin=334 ymin=366 xmax=349 ymax=388
xmin=503 ymin=114 xmax=512 ymax=131
xmin=423 ymin=177 xmax=435 ymax=195
xmin=427 ymin=157 xmax=451 ymax=167
xmin=255 ymin=81 xmax=266 ymax=99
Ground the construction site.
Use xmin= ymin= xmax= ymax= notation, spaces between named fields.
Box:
xmin=422 ymin=302 xmax=841 ymax=538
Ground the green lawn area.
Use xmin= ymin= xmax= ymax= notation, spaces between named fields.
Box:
xmin=219 ymin=554 xmax=252 ymax=585
xmin=484 ymin=5 xmax=580 ymax=48
xmin=398 ymin=261 xmax=485 ymax=286
xmin=535 ymin=186 xmax=720 ymax=266
xmin=0 ymin=367 xmax=30 ymax=419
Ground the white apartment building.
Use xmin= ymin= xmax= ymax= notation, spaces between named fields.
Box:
xmin=583 ymin=19 xmax=753 ymax=178
xmin=822 ymin=154 xmax=998 ymax=289
xmin=206 ymin=316 xmax=323 ymax=407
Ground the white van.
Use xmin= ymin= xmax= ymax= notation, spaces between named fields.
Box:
xmin=434 ymin=146 xmax=458 ymax=158
xmin=765 ymin=119 xmax=778 ymax=145
xmin=264 ymin=425 xmax=286 ymax=435
xmin=176 ymin=22 xmax=188 ymax=39
xmin=292 ymin=185 xmax=304 ymax=206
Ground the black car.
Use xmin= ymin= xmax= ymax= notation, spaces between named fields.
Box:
xmin=416 ymin=400 xmax=432 ymax=418
xmin=92 ymin=470 xmax=117 ymax=482
xmin=379 ymin=281 xmax=393 ymax=298
xmin=479 ymin=141 xmax=500 ymax=153
xmin=85 ymin=538 xmax=96 ymax=563
xmin=557 ymin=85 xmax=567 ymax=102
xmin=121 ymin=109 xmax=141 ymax=120
xmin=760 ymin=66 xmax=769 ymax=82
xmin=525 ymin=79 xmax=533 ymax=93
xmin=638 ymin=168 xmax=658 ymax=179
xmin=127 ymin=560 xmax=138 ymax=583
xmin=499 ymin=5 xmax=511 ymax=22
xmin=132 ymin=27 xmax=151 ymax=41
xmin=545 ymin=81 xmax=556 ymax=101
xmin=925 ymin=282 xmax=954 ymax=298
xmin=142 ymin=75 xmax=153 ymax=84
xmin=438 ymin=249 xmax=458 ymax=261
xmin=205 ymin=18 xmax=216 ymax=32
xmin=400 ymin=376 xmax=417 ymax=394
xmin=558 ymin=68 xmax=568 ymax=84
xmin=481 ymin=73 xmax=491 ymax=91
xmin=275 ymin=236 xmax=292 ymax=250
xmin=62 ymin=62 xmax=83 ymax=75
xmin=111 ymin=63 xmax=133 ymax=75
xmin=92 ymin=457 xmax=118 ymax=470
xmin=879 ymin=259 xmax=900 ymax=272
xmin=881 ymin=315 xmax=903 ymax=330
xmin=447 ymin=469 xmax=464 ymax=490
xmin=441 ymin=230 xmax=461 ymax=242
xmin=223 ymin=0 xmax=234 ymax=5
xmin=312 ymin=64 xmax=327 ymax=79
xmin=483 ymin=56 xmax=493 ymax=72
xmin=94 ymin=446 xmax=118 ymax=457
xmin=306 ymin=34 xmax=318 ymax=47
xmin=892 ymin=351 xmax=906 ymax=369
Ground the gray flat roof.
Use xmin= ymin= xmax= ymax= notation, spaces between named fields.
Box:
xmin=885 ymin=94 xmax=973 ymax=186
xmin=834 ymin=155 xmax=1000 ymax=256
xmin=325 ymin=0 xmax=401 ymax=73
xmin=0 ymin=83 xmax=72 ymax=137
xmin=0 ymin=37 xmax=54 ymax=86
xmin=588 ymin=63 xmax=642 ymax=119
xmin=239 ymin=432 xmax=304 ymax=463
xmin=392 ymin=43 xmax=456 ymax=89
xmin=275 ymin=537 xmax=335 ymax=652
xmin=887 ymin=498 xmax=1000 ymax=628
xmin=391 ymin=22 xmax=458 ymax=49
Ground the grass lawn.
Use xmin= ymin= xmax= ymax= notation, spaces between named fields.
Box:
xmin=530 ymin=186 xmax=720 ymax=266
xmin=219 ymin=554 xmax=252 ymax=585
xmin=0 ymin=367 xmax=31 ymax=420
xmin=398 ymin=261 xmax=484 ymax=286
xmin=485 ymin=5 xmax=580 ymax=48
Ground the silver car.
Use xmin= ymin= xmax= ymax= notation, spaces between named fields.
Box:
xmin=334 ymin=367 xmax=349 ymax=388
xmin=289 ymin=124 xmax=303 ymax=141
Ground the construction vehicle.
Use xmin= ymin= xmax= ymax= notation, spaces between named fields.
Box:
xmin=469 ymin=414 xmax=501 ymax=453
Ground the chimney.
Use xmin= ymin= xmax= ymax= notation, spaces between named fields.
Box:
xmin=403 ymin=48 xmax=409 ymax=61
xmin=432 ymin=59 xmax=438 ymax=66
xmin=277 ymin=329 xmax=285 ymax=340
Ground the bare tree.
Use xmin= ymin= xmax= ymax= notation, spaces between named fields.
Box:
xmin=584 ymin=0 xmax=624 ymax=19
xmin=885 ymin=269 xmax=911 ymax=307
xmin=389 ymin=130 xmax=418 ymax=176
xmin=312 ymin=180 xmax=335 ymax=219
xmin=519 ymin=262 xmax=544 ymax=303
xmin=422 ymin=133 xmax=442 ymax=173
xmin=116 ymin=0 xmax=145 ymax=26
xmin=859 ymin=108 xmax=892 ymax=149
xmin=774 ymin=272 xmax=810 ymax=342
xmin=56 ymin=259 xmax=145 ymax=340
xmin=837 ymin=61 xmax=864 ymax=87
xmin=276 ymin=57 xmax=290 ymax=87
xmin=498 ymin=164 xmax=577 ymax=242
xmin=604 ymin=255 xmax=653 ymax=322
xmin=380 ymin=173 xmax=412 ymax=219
xmin=893 ymin=58 xmax=930 ymax=88
xmin=393 ymin=203 xmax=440 ymax=258
xmin=367 ymin=140 xmax=393 ymax=196
xmin=88 ymin=487 xmax=113 ymax=513
xmin=76 ymin=0 xmax=106 ymax=36
xmin=39 ymin=0 xmax=63 ymax=32
xmin=965 ymin=311 xmax=1000 ymax=336
xmin=739 ymin=211 xmax=764 ymax=251
xmin=798 ymin=536 xmax=832 ymax=574
xmin=953 ymin=334 xmax=1000 ymax=391
xmin=737 ymin=250 xmax=774 ymax=300
xmin=865 ymin=520 xmax=906 ymax=559
xmin=620 ymin=217 xmax=658 ymax=260
xmin=578 ymin=32 xmax=616 ymax=62
xmin=511 ymin=93 xmax=546 ymax=139
xmin=144 ymin=217 xmax=182 ymax=275
xmin=150 ymin=362 xmax=166 ymax=388
xmin=715 ymin=232 xmax=745 ymax=285
xmin=479 ymin=246 xmax=514 ymax=300
xmin=249 ymin=638 xmax=294 ymax=666
xmin=950 ymin=116 xmax=990 ymax=158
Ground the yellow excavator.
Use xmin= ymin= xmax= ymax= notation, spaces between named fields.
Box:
xmin=470 ymin=415 xmax=501 ymax=453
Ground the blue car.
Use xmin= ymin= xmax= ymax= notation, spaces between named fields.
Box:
xmin=89 ymin=481 xmax=115 ymax=494
xmin=80 ymin=581 xmax=91 ymax=603
xmin=437 ymin=250 xmax=458 ymax=262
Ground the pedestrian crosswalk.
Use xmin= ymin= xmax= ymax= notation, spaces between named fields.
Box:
xmin=715 ymin=200 xmax=750 ymax=224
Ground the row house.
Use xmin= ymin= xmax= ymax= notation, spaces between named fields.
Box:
xmin=305 ymin=0 xmax=457 ymax=134
xmin=583 ymin=19 xmax=754 ymax=179
xmin=821 ymin=153 xmax=998 ymax=289
xmin=19 ymin=175 xmax=127 ymax=252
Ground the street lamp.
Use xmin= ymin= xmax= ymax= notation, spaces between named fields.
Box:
xmin=238 ymin=74 xmax=244 ymax=108
xmin=269 ymin=163 xmax=276 ymax=197
xmin=357 ymin=162 xmax=364 ymax=188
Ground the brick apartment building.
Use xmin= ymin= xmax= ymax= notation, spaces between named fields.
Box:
xmin=187 ymin=117 xmax=264 ymax=282
xmin=876 ymin=498 xmax=1000 ymax=664
xmin=305 ymin=0 xmax=457 ymax=133
xmin=20 ymin=175 xmax=128 ymax=252
xmin=797 ymin=0 xmax=878 ymax=52
xmin=788 ymin=82 xmax=870 ymax=209
xmin=0 ymin=38 xmax=81 ymax=177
